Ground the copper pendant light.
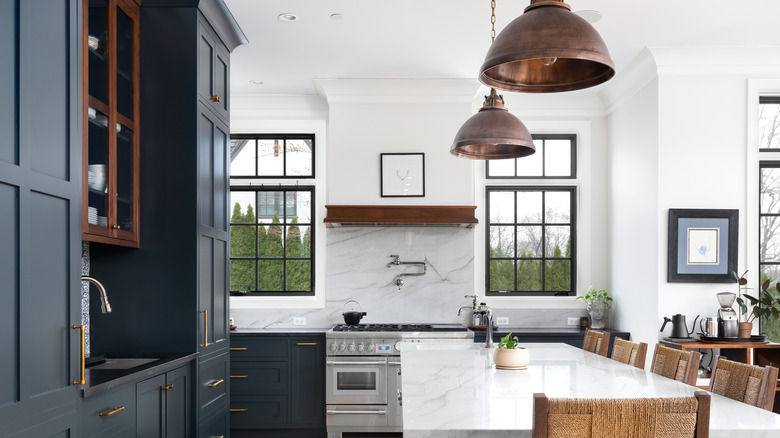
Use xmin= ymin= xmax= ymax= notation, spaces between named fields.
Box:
xmin=480 ymin=0 xmax=615 ymax=93
xmin=450 ymin=1 xmax=535 ymax=160
xmin=450 ymin=88 xmax=534 ymax=160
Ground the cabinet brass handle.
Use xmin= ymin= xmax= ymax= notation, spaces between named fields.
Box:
xmin=99 ymin=406 xmax=125 ymax=417
xmin=230 ymin=408 xmax=248 ymax=413
xmin=209 ymin=95 xmax=221 ymax=102
xmin=72 ymin=325 xmax=85 ymax=385
xmin=229 ymin=347 xmax=247 ymax=351
xmin=200 ymin=310 xmax=208 ymax=347
xmin=230 ymin=375 xmax=248 ymax=379
xmin=212 ymin=436 xmax=225 ymax=438
xmin=296 ymin=342 xmax=318 ymax=346
xmin=162 ymin=384 xmax=174 ymax=391
xmin=207 ymin=379 xmax=225 ymax=387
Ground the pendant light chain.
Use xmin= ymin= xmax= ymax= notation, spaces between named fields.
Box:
xmin=490 ymin=0 xmax=496 ymax=43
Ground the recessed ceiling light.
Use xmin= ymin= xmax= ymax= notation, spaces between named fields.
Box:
xmin=574 ymin=10 xmax=602 ymax=24
xmin=330 ymin=13 xmax=344 ymax=20
xmin=278 ymin=13 xmax=298 ymax=22
xmin=249 ymin=79 xmax=264 ymax=85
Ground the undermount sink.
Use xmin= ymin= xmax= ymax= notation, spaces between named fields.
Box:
xmin=86 ymin=357 xmax=160 ymax=370
xmin=409 ymin=343 xmax=476 ymax=351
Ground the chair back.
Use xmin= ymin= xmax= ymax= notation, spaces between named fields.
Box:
xmin=651 ymin=344 xmax=701 ymax=387
xmin=582 ymin=329 xmax=610 ymax=357
xmin=610 ymin=337 xmax=648 ymax=369
xmin=708 ymin=355 xmax=779 ymax=411
xmin=532 ymin=391 xmax=710 ymax=438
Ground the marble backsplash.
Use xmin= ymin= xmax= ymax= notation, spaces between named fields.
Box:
xmin=231 ymin=227 xmax=588 ymax=329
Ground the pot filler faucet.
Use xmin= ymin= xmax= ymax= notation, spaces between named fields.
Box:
xmin=82 ymin=276 xmax=112 ymax=314
xmin=387 ymin=255 xmax=426 ymax=290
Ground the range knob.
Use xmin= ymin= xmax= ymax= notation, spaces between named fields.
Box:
xmin=329 ymin=343 xmax=337 ymax=352
xmin=338 ymin=343 xmax=346 ymax=352
xmin=357 ymin=344 xmax=365 ymax=352
xmin=366 ymin=344 xmax=375 ymax=352
xmin=348 ymin=343 xmax=356 ymax=352
xmin=394 ymin=341 xmax=401 ymax=352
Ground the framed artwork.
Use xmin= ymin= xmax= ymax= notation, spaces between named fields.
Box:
xmin=667 ymin=208 xmax=738 ymax=283
xmin=380 ymin=153 xmax=425 ymax=197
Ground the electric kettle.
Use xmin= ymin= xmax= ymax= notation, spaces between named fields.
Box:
xmin=660 ymin=314 xmax=699 ymax=339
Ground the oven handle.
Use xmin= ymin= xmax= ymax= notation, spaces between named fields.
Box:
xmin=326 ymin=409 xmax=387 ymax=415
xmin=388 ymin=361 xmax=401 ymax=366
xmin=326 ymin=359 xmax=388 ymax=366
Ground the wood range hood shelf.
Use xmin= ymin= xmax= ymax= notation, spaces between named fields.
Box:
xmin=324 ymin=205 xmax=478 ymax=228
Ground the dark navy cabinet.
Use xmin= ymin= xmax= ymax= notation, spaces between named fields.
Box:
xmin=230 ymin=333 xmax=327 ymax=438
xmin=136 ymin=365 xmax=191 ymax=437
xmin=0 ymin=0 xmax=82 ymax=435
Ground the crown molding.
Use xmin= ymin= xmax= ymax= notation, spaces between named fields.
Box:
xmin=314 ymin=78 xmax=480 ymax=104
xmin=230 ymin=94 xmax=329 ymax=120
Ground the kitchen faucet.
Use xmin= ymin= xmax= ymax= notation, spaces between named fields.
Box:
xmin=82 ymin=276 xmax=112 ymax=314
xmin=484 ymin=306 xmax=493 ymax=348
xmin=458 ymin=294 xmax=478 ymax=316
xmin=387 ymin=255 xmax=426 ymax=290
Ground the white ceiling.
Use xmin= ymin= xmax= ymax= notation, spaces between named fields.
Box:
xmin=224 ymin=0 xmax=780 ymax=96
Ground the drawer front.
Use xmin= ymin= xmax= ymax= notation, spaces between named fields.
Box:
xmin=199 ymin=408 xmax=229 ymax=438
xmin=230 ymin=361 xmax=288 ymax=393
xmin=230 ymin=337 xmax=288 ymax=360
xmin=199 ymin=352 xmax=229 ymax=418
xmin=230 ymin=395 xmax=287 ymax=428
xmin=80 ymin=384 xmax=136 ymax=438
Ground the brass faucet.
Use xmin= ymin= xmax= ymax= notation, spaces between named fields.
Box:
xmin=81 ymin=276 xmax=112 ymax=314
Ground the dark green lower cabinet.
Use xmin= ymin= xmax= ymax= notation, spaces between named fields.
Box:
xmin=199 ymin=408 xmax=229 ymax=438
xmin=230 ymin=333 xmax=326 ymax=438
xmin=136 ymin=365 xmax=191 ymax=438
xmin=80 ymin=383 xmax=136 ymax=438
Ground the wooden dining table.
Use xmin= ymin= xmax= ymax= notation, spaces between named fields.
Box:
xmin=400 ymin=342 xmax=780 ymax=437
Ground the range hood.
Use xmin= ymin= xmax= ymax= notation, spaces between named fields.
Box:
xmin=324 ymin=205 xmax=477 ymax=228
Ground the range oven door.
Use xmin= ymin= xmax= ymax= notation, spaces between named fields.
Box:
xmin=326 ymin=355 xmax=388 ymax=405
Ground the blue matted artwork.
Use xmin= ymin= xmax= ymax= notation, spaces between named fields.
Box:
xmin=668 ymin=209 xmax=738 ymax=283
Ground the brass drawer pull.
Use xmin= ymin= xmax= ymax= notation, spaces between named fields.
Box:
xmin=230 ymin=408 xmax=248 ymax=413
xmin=208 ymin=379 xmax=225 ymax=387
xmin=296 ymin=342 xmax=318 ymax=346
xmin=209 ymin=95 xmax=221 ymax=102
xmin=230 ymin=375 xmax=248 ymax=379
xmin=72 ymin=325 xmax=86 ymax=385
xmin=162 ymin=384 xmax=174 ymax=391
xmin=212 ymin=436 xmax=225 ymax=438
xmin=229 ymin=347 xmax=247 ymax=351
xmin=99 ymin=406 xmax=125 ymax=417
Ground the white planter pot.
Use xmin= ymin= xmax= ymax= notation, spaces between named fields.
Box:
xmin=493 ymin=347 xmax=530 ymax=370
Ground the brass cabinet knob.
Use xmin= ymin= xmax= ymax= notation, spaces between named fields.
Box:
xmin=209 ymin=95 xmax=221 ymax=102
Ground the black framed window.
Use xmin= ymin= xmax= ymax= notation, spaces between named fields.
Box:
xmin=486 ymin=186 xmax=576 ymax=296
xmin=486 ymin=134 xmax=576 ymax=178
xmin=760 ymin=97 xmax=780 ymax=152
xmin=759 ymin=163 xmax=780 ymax=339
xmin=229 ymin=186 xmax=314 ymax=296
xmin=230 ymin=134 xmax=314 ymax=178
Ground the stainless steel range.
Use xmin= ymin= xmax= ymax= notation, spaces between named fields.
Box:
xmin=325 ymin=323 xmax=473 ymax=437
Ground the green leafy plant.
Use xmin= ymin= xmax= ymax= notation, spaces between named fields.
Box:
xmin=576 ymin=286 xmax=613 ymax=309
xmin=498 ymin=332 xmax=520 ymax=349
xmin=735 ymin=273 xmax=780 ymax=324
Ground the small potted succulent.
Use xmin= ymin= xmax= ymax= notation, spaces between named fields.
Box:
xmin=493 ymin=332 xmax=530 ymax=370
xmin=576 ymin=286 xmax=613 ymax=329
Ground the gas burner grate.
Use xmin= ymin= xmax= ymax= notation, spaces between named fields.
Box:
xmin=332 ymin=323 xmax=435 ymax=332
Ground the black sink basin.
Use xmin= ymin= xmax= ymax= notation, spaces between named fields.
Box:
xmin=86 ymin=357 xmax=160 ymax=370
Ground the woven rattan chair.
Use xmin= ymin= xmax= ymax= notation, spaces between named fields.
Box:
xmin=582 ymin=329 xmax=610 ymax=357
xmin=610 ymin=337 xmax=648 ymax=369
xmin=708 ymin=355 xmax=779 ymax=411
xmin=532 ymin=391 xmax=710 ymax=438
xmin=651 ymin=344 xmax=701 ymax=387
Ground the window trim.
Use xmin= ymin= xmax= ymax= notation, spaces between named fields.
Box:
xmin=485 ymin=185 xmax=577 ymax=297
xmin=230 ymin=133 xmax=315 ymax=179
xmin=759 ymin=97 xmax=780 ymax=153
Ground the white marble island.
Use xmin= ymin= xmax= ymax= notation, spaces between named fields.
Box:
xmin=401 ymin=342 xmax=780 ymax=438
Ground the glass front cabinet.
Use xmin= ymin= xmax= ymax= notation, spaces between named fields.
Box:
xmin=83 ymin=0 xmax=140 ymax=247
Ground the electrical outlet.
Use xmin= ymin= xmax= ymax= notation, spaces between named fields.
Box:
xmin=293 ymin=317 xmax=306 ymax=326
xmin=496 ymin=317 xmax=509 ymax=326
xmin=567 ymin=317 xmax=579 ymax=326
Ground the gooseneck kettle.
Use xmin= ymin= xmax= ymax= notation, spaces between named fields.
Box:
xmin=660 ymin=314 xmax=700 ymax=339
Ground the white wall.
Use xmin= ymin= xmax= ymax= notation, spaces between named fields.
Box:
xmin=607 ymin=78 xmax=660 ymax=352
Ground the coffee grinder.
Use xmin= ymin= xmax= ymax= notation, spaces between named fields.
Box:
xmin=716 ymin=292 xmax=739 ymax=338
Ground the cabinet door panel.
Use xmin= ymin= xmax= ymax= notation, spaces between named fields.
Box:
xmin=0 ymin=184 xmax=18 ymax=408
xmin=0 ymin=1 xmax=16 ymax=165
xmin=198 ymin=235 xmax=214 ymax=351
xmin=199 ymin=409 xmax=228 ymax=438
xmin=83 ymin=384 xmax=136 ymax=438
xmin=136 ymin=374 xmax=165 ymax=438
xmin=213 ymin=46 xmax=229 ymax=119
xmin=213 ymin=122 xmax=228 ymax=232
xmin=199 ymin=352 xmax=229 ymax=418
xmin=165 ymin=365 xmax=190 ymax=437
xmin=198 ymin=113 xmax=215 ymax=228
xmin=291 ymin=338 xmax=325 ymax=425
xmin=212 ymin=238 xmax=228 ymax=346
xmin=230 ymin=395 xmax=287 ymax=428
xmin=230 ymin=361 xmax=288 ymax=393
xmin=197 ymin=29 xmax=214 ymax=103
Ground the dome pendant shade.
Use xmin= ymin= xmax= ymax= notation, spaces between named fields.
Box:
xmin=450 ymin=89 xmax=535 ymax=160
xmin=479 ymin=0 xmax=615 ymax=93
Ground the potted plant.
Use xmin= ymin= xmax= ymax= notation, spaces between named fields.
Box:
xmin=493 ymin=332 xmax=530 ymax=369
xmin=576 ymin=286 xmax=613 ymax=329
xmin=734 ymin=270 xmax=780 ymax=338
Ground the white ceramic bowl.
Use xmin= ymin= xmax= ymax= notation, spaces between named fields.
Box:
xmin=88 ymin=164 xmax=107 ymax=192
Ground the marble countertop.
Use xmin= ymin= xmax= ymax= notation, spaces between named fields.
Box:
xmin=401 ymin=342 xmax=780 ymax=438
